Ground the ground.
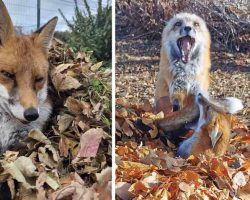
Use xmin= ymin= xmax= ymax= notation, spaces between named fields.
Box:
xmin=115 ymin=38 xmax=250 ymax=199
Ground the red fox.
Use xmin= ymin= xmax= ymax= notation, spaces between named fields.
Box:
xmin=155 ymin=13 xmax=211 ymax=111
xmin=176 ymin=93 xmax=243 ymax=158
xmin=0 ymin=0 xmax=57 ymax=152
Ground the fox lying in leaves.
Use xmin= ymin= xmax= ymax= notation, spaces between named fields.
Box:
xmin=0 ymin=0 xmax=57 ymax=153
xmin=176 ymin=93 xmax=243 ymax=158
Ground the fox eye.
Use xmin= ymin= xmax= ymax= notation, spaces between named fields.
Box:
xmin=174 ymin=21 xmax=182 ymax=27
xmin=35 ymin=77 xmax=44 ymax=83
xmin=1 ymin=70 xmax=15 ymax=79
xmin=194 ymin=22 xmax=200 ymax=27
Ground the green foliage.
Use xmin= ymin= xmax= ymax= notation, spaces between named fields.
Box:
xmin=59 ymin=0 xmax=112 ymax=61
xmin=54 ymin=30 xmax=71 ymax=43
xmin=89 ymin=78 xmax=112 ymax=129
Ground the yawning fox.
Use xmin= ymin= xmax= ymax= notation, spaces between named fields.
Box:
xmin=155 ymin=13 xmax=211 ymax=111
xmin=155 ymin=13 xmax=212 ymax=132
xmin=0 ymin=0 xmax=57 ymax=152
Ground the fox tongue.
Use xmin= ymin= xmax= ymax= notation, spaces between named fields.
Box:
xmin=181 ymin=37 xmax=192 ymax=63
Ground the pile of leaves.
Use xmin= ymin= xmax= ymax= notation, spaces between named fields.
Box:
xmin=116 ymin=0 xmax=250 ymax=52
xmin=0 ymin=38 xmax=112 ymax=199
xmin=115 ymin=98 xmax=250 ymax=199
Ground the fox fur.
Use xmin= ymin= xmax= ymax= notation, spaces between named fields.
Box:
xmin=155 ymin=13 xmax=211 ymax=110
xmin=177 ymin=94 xmax=243 ymax=158
xmin=0 ymin=0 xmax=57 ymax=152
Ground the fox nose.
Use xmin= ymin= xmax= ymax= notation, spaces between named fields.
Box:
xmin=173 ymin=99 xmax=180 ymax=112
xmin=184 ymin=26 xmax=192 ymax=33
xmin=24 ymin=107 xmax=39 ymax=121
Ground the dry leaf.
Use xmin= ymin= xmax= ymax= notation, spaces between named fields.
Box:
xmin=14 ymin=156 xmax=37 ymax=178
xmin=90 ymin=61 xmax=103 ymax=72
xmin=73 ymin=128 xmax=104 ymax=162
xmin=51 ymin=72 xmax=82 ymax=91
xmin=38 ymin=145 xmax=59 ymax=168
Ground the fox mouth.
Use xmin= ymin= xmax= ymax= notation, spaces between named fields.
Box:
xmin=177 ymin=36 xmax=195 ymax=63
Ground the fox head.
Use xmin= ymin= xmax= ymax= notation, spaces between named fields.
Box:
xmin=162 ymin=13 xmax=210 ymax=64
xmin=0 ymin=1 xmax=57 ymax=122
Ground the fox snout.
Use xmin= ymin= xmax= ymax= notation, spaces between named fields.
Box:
xmin=24 ymin=107 xmax=39 ymax=121
xmin=184 ymin=26 xmax=191 ymax=33
xmin=182 ymin=26 xmax=192 ymax=35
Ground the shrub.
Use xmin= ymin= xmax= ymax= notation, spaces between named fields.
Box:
xmin=54 ymin=30 xmax=71 ymax=43
xmin=116 ymin=0 xmax=249 ymax=52
xmin=59 ymin=0 xmax=112 ymax=61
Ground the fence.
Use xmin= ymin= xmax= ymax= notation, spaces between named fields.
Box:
xmin=3 ymin=0 xmax=100 ymax=33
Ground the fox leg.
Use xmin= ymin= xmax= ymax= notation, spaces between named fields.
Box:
xmin=177 ymin=134 xmax=197 ymax=158
xmin=155 ymin=73 xmax=169 ymax=102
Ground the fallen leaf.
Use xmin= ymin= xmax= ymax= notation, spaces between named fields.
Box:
xmin=57 ymin=114 xmax=74 ymax=133
xmin=90 ymin=61 xmax=103 ymax=72
xmin=51 ymin=72 xmax=82 ymax=91
xmin=14 ymin=156 xmax=37 ymax=178
xmin=38 ymin=145 xmax=59 ymax=168
xmin=2 ymin=161 xmax=33 ymax=189
xmin=116 ymin=182 xmax=133 ymax=200
xmin=73 ymin=128 xmax=104 ymax=160
xmin=28 ymin=129 xmax=51 ymax=145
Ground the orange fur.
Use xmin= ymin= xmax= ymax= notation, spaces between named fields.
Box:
xmin=157 ymin=94 xmax=198 ymax=131
xmin=155 ymin=13 xmax=211 ymax=107
xmin=155 ymin=14 xmax=211 ymax=133
xmin=155 ymin=41 xmax=211 ymax=102
xmin=0 ymin=0 xmax=57 ymax=115
xmin=191 ymin=114 xmax=232 ymax=158
xmin=0 ymin=35 xmax=49 ymax=109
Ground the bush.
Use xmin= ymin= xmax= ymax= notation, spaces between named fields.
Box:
xmin=60 ymin=0 xmax=112 ymax=61
xmin=116 ymin=0 xmax=249 ymax=52
xmin=54 ymin=30 xmax=71 ymax=43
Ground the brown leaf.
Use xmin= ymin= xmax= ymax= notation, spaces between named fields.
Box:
xmin=38 ymin=145 xmax=59 ymax=168
xmin=129 ymin=181 xmax=150 ymax=196
xmin=65 ymin=97 xmax=92 ymax=116
xmin=54 ymin=63 xmax=75 ymax=74
xmin=59 ymin=136 xmax=79 ymax=157
xmin=57 ymin=114 xmax=74 ymax=133
xmin=90 ymin=61 xmax=103 ymax=72
xmin=51 ymin=72 xmax=81 ymax=91
xmin=94 ymin=167 xmax=112 ymax=200
xmin=116 ymin=182 xmax=133 ymax=200
xmin=121 ymin=120 xmax=134 ymax=137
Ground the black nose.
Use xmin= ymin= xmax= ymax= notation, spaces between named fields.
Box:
xmin=184 ymin=26 xmax=192 ymax=33
xmin=173 ymin=99 xmax=180 ymax=112
xmin=24 ymin=107 xmax=39 ymax=121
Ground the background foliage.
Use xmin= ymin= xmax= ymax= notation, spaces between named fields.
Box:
xmin=116 ymin=0 xmax=249 ymax=52
xmin=59 ymin=0 xmax=112 ymax=62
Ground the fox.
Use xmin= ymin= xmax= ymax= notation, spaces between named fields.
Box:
xmin=176 ymin=93 xmax=243 ymax=158
xmin=155 ymin=12 xmax=211 ymax=111
xmin=0 ymin=0 xmax=57 ymax=153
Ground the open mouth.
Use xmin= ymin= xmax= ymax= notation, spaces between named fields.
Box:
xmin=177 ymin=36 xmax=195 ymax=63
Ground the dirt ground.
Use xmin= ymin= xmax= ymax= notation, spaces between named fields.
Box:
xmin=116 ymin=38 xmax=250 ymax=127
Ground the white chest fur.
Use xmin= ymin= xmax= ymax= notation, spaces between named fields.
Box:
xmin=0 ymin=101 xmax=51 ymax=153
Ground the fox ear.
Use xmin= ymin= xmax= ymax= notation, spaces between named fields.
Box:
xmin=0 ymin=0 xmax=15 ymax=45
xmin=35 ymin=17 xmax=58 ymax=50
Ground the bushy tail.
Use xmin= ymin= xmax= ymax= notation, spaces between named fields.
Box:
xmin=222 ymin=97 xmax=243 ymax=114
xmin=197 ymin=94 xmax=243 ymax=114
